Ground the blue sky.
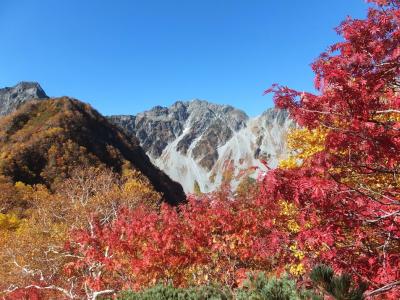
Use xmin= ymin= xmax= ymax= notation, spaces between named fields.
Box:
xmin=0 ymin=0 xmax=369 ymax=116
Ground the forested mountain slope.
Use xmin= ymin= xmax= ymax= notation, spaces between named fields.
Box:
xmin=0 ymin=97 xmax=185 ymax=205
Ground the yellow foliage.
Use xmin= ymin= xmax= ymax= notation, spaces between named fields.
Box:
xmin=0 ymin=166 xmax=163 ymax=290
xmin=279 ymin=127 xmax=328 ymax=169
xmin=289 ymin=243 xmax=305 ymax=260
xmin=279 ymin=200 xmax=297 ymax=217
xmin=289 ymin=263 xmax=305 ymax=276
xmin=0 ymin=213 xmax=22 ymax=231
xmin=327 ymin=112 xmax=400 ymax=202
xmin=287 ymin=220 xmax=301 ymax=233
xmin=288 ymin=243 xmax=306 ymax=277
xmin=279 ymin=200 xmax=301 ymax=233
xmin=14 ymin=181 xmax=32 ymax=192
xmin=373 ymin=111 xmax=400 ymax=122
xmin=279 ymin=157 xmax=301 ymax=169
xmin=122 ymin=169 xmax=161 ymax=207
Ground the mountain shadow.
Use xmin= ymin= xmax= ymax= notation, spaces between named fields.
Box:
xmin=0 ymin=97 xmax=186 ymax=205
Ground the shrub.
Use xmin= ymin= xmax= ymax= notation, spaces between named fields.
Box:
xmin=118 ymin=284 xmax=233 ymax=300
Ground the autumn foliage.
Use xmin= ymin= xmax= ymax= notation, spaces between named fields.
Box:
xmin=0 ymin=167 xmax=161 ymax=299
xmin=1 ymin=0 xmax=400 ymax=299
xmin=63 ymin=1 xmax=399 ymax=298
xmin=265 ymin=0 xmax=400 ymax=297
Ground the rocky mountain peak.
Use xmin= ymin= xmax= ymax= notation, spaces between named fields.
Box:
xmin=109 ymin=100 xmax=249 ymax=162
xmin=0 ymin=82 xmax=293 ymax=194
xmin=185 ymin=99 xmax=248 ymax=131
xmin=0 ymin=82 xmax=48 ymax=116
xmin=109 ymin=100 xmax=294 ymax=193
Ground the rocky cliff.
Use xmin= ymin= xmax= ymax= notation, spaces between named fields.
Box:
xmin=0 ymin=83 xmax=186 ymax=205
xmin=0 ymin=82 xmax=48 ymax=116
xmin=109 ymin=100 xmax=294 ymax=193
xmin=0 ymin=82 xmax=294 ymax=194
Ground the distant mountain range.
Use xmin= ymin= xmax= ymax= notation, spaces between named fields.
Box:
xmin=109 ymin=101 xmax=293 ymax=193
xmin=0 ymin=82 xmax=185 ymax=205
xmin=0 ymin=82 xmax=294 ymax=193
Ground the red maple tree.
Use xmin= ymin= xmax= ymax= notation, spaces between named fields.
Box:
xmin=266 ymin=0 xmax=400 ymax=297
xmin=8 ymin=1 xmax=399 ymax=298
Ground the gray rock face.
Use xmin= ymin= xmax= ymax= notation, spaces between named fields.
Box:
xmin=109 ymin=100 xmax=294 ymax=193
xmin=0 ymin=81 xmax=293 ymax=193
xmin=109 ymin=99 xmax=249 ymax=170
xmin=0 ymin=82 xmax=48 ymax=116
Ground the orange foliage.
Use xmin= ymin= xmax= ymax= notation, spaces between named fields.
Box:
xmin=0 ymin=166 xmax=160 ymax=299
